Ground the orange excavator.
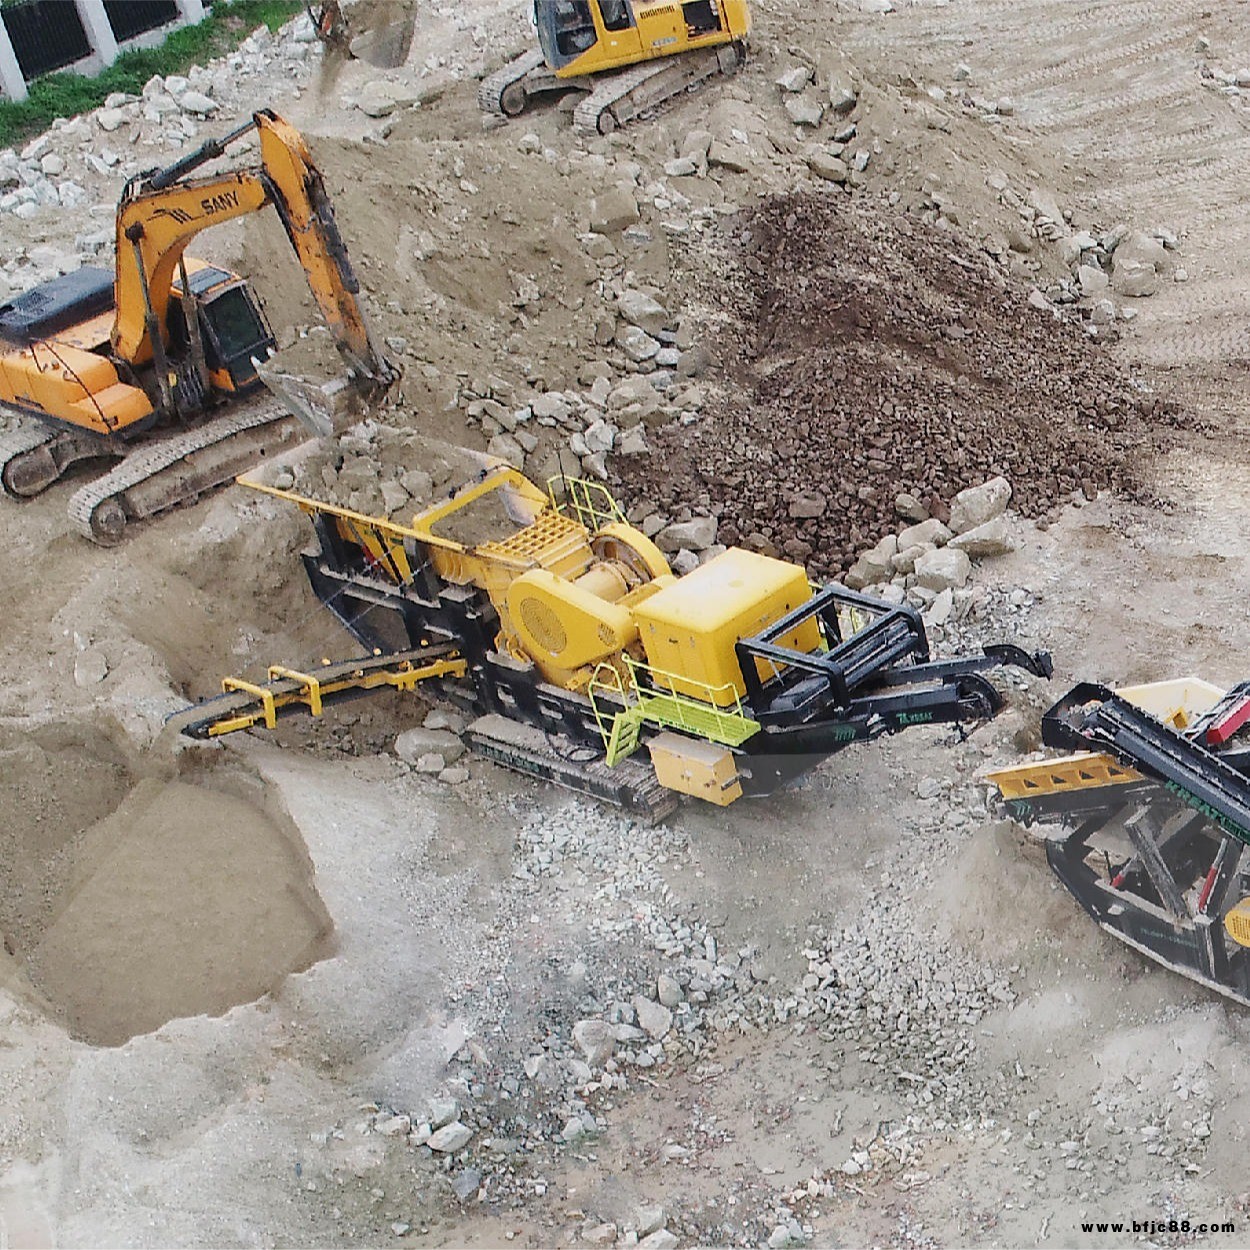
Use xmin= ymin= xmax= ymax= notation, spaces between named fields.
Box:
xmin=0 ymin=109 xmax=397 ymax=543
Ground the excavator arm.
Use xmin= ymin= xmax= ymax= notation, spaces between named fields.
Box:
xmin=113 ymin=109 xmax=395 ymax=398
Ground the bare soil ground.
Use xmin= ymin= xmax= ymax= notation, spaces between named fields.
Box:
xmin=3 ymin=1 xmax=1250 ymax=1248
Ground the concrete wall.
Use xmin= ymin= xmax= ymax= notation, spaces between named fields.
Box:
xmin=0 ymin=0 xmax=206 ymax=104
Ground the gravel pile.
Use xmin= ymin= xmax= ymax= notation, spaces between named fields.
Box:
xmin=616 ymin=192 xmax=1188 ymax=576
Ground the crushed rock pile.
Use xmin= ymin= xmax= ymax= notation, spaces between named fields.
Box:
xmin=615 ymin=192 xmax=1187 ymax=577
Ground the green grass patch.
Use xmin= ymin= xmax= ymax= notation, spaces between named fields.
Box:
xmin=0 ymin=0 xmax=303 ymax=150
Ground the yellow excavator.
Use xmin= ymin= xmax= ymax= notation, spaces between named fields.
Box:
xmin=0 ymin=109 xmax=396 ymax=543
xmin=479 ymin=0 xmax=751 ymax=135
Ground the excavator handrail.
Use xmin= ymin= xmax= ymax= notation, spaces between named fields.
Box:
xmin=28 ymin=338 xmax=116 ymax=433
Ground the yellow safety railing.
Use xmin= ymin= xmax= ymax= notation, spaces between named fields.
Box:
xmin=625 ymin=655 xmax=760 ymax=745
xmin=547 ymin=475 xmax=626 ymax=532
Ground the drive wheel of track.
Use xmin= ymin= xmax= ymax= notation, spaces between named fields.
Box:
xmin=500 ymin=80 xmax=527 ymax=116
xmin=87 ymin=499 xmax=127 ymax=546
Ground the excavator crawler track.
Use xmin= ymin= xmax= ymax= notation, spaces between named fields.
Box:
xmin=66 ymin=398 xmax=303 ymax=545
xmin=477 ymin=48 xmax=548 ymax=117
xmin=572 ymin=42 xmax=744 ymax=135
xmin=468 ymin=713 xmax=677 ymax=823
xmin=0 ymin=420 xmax=108 ymax=499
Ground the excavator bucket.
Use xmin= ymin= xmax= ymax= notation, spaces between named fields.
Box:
xmin=253 ymin=356 xmax=357 ymax=438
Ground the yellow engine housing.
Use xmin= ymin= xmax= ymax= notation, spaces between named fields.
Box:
xmin=633 ymin=548 xmax=820 ymax=706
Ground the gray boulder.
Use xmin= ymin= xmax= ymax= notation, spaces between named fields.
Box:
xmin=914 ymin=547 xmax=972 ymax=591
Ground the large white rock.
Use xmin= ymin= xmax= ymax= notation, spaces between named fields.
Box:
xmin=632 ymin=995 xmax=673 ymax=1040
xmin=655 ymin=516 xmax=717 ymax=553
xmin=617 ymin=289 xmax=669 ymax=336
xmin=898 ymin=517 xmax=952 ymax=548
xmin=616 ymin=323 xmax=661 ymax=363
xmin=427 ymin=1121 xmax=473 ymax=1152
xmin=589 ymin=185 xmax=640 ymax=234
xmin=807 ymin=151 xmax=849 ymax=183
xmin=1077 ymin=263 xmax=1109 ymax=297
xmin=1110 ymin=230 xmax=1170 ymax=298
xmin=395 ymin=727 xmax=465 ymax=765
xmin=948 ymin=516 xmax=1013 ymax=557
xmin=914 ymin=547 xmax=971 ymax=592
xmin=948 ymin=476 xmax=1011 ymax=534
xmin=179 ymin=90 xmax=218 ymax=116
xmin=845 ymin=534 xmax=898 ymax=589
xmin=486 ymin=432 xmax=526 ymax=470
xmin=572 ymin=1019 xmax=616 ymax=1066
xmin=776 ymin=66 xmax=813 ymax=92
xmin=785 ymin=95 xmax=825 ymax=127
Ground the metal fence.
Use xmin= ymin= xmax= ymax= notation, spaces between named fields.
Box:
xmin=4 ymin=0 xmax=92 ymax=80
xmin=104 ymin=0 xmax=178 ymax=43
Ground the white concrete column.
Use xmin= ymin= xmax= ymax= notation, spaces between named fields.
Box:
xmin=74 ymin=0 xmax=119 ymax=68
xmin=0 ymin=14 xmax=28 ymax=103
xmin=174 ymin=0 xmax=207 ymax=23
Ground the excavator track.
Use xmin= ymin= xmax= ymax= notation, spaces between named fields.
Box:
xmin=477 ymin=47 xmax=548 ymax=117
xmin=66 ymin=397 xmax=304 ymax=545
xmin=0 ymin=420 xmax=107 ymax=499
xmin=572 ymin=42 xmax=745 ymax=136
xmin=468 ymin=713 xmax=678 ymax=823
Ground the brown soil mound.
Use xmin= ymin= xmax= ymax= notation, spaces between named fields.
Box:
xmin=616 ymin=192 xmax=1186 ymax=575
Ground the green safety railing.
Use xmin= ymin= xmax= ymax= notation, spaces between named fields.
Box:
xmin=588 ymin=656 xmax=761 ymax=766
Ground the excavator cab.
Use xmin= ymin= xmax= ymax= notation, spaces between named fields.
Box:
xmin=167 ymin=265 xmax=274 ymax=395
xmin=534 ymin=0 xmax=600 ymax=68
xmin=197 ymin=285 xmax=272 ymax=391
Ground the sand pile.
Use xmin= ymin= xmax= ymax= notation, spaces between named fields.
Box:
xmin=616 ymin=192 xmax=1186 ymax=575
xmin=0 ymin=719 xmax=333 ymax=1046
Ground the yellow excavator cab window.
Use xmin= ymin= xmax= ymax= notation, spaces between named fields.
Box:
xmin=536 ymin=0 xmax=598 ymax=66
xmin=600 ymin=0 xmax=633 ymax=31
xmin=200 ymin=286 xmax=272 ymax=389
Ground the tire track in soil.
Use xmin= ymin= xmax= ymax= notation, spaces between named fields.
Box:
xmin=839 ymin=0 xmax=1250 ymax=386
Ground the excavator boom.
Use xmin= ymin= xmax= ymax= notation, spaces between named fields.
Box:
xmin=115 ymin=109 xmax=392 ymax=392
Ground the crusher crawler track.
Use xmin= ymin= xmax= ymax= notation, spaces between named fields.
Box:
xmin=66 ymin=397 xmax=303 ymax=545
xmin=0 ymin=419 xmax=106 ymax=499
xmin=467 ymin=713 xmax=679 ymax=822
xmin=478 ymin=43 xmax=744 ymax=134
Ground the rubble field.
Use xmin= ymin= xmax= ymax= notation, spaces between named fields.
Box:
xmin=618 ymin=191 xmax=1188 ymax=576
xmin=2 ymin=0 xmax=1250 ymax=1248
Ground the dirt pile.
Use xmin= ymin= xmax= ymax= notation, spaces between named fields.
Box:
xmin=0 ymin=718 xmax=333 ymax=1046
xmin=617 ymin=192 xmax=1187 ymax=575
